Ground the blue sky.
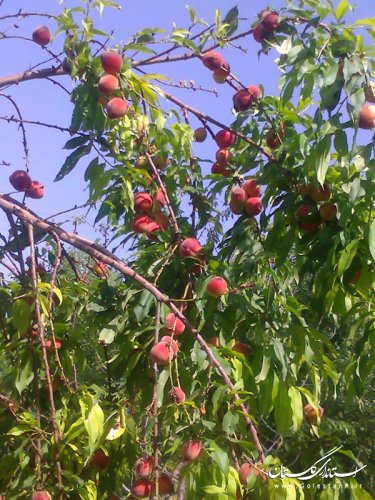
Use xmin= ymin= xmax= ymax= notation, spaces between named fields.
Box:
xmin=0 ymin=0 xmax=371 ymax=246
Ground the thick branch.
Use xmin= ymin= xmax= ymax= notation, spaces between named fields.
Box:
xmin=0 ymin=193 xmax=265 ymax=461
xmin=0 ymin=66 xmax=66 ymax=89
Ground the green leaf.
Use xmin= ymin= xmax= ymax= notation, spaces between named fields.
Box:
xmin=288 ymin=386 xmax=303 ymax=432
xmin=54 ymin=144 xmax=92 ymax=181
xmin=157 ymin=369 xmax=170 ymax=408
xmin=207 ymin=439 xmax=229 ymax=476
xmin=80 ymin=394 xmax=104 ymax=452
xmin=133 ymin=290 xmax=154 ymax=322
xmin=12 ymin=299 xmax=30 ymax=334
xmin=337 ymin=240 xmax=358 ymax=276
xmin=15 ymin=351 xmax=34 ymax=395
xmin=98 ymin=328 xmax=116 ymax=345
xmin=369 ymin=219 xmax=375 ymax=261
xmin=274 ymin=380 xmax=293 ymax=435
xmin=335 ymin=0 xmax=352 ymax=20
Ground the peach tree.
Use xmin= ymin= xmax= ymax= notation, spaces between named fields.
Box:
xmin=0 ymin=0 xmax=374 ymax=498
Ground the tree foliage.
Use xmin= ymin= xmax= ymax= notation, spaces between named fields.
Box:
xmin=0 ymin=0 xmax=374 ymax=498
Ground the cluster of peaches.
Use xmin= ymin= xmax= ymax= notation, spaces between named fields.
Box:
xmin=130 ymin=439 xmax=202 ymax=497
xmin=229 ymin=178 xmax=263 ymax=217
xmin=131 ymin=189 xmax=170 ymax=239
xmin=295 ymin=183 xmax=336 ymax=232
xmin=8 ymin=170 xmax=44 ymax=199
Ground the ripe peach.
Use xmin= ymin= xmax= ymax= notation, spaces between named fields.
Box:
xmin=153 ymin=189 xmax=167 ymax=209
xmin=232 ymin=340 xmax=251 ymax=356
xmin=45 ymin=338 xmax=62 ymax=353
xmin=181 ymin=439 xmax=202 ymax=461
xmin=208 ymin=336 xmax=221 ymax=347
xmin=245 ymin=197 xmax=263 ymax=216
xmin=253 ymin=24 xmax=270 ymax=43
xmin=169 ymin=386 xmax=186 ymax=404
xmin=9 ymin=170 xmax=32 ymax=191
xmin=216 ymin=149 xmax=231 ymax=164
xmin=32 ymin=26 xmax=51 ymax=46
xmin=91 ymin=449 xmax=111 ymax=470
xmin=304 ymin=403 xmax=324 ymax=425
xmin=319 ymin=203 xmax=337 ymax=221
xmin=26 ymin=181 xmax=44 ymax=199
xmin=265 ymin=123 xmax=285 ymax=149
xmin=132 ymin=214 xmax=151 ymax=233
xmin=261 ymin=11 xmax=280 ymax=31
xmin=213 ymin=61 xmax=231 ymax=83
xmin=349 ymin=268 xmax=362 ymax=284
xmin=150 ymin=341 xmax=174 ymax=365
xmin=310 ymin=184 xmax=331 ymax=202
xmin=131 ymin=478 xmax=154 ymax=498
xmin=98 ymin=74 xmax=119 ymax=94
xmin=243 ymin=179 xmax=261 ymax=198
xmin=135 ymin=456 xmax=154 ymax=477
xmin=179 ymin=238 xmax=202 ymax=258
xmin=239 ymin=462 xmax=267 ymax=484
xmin=229 ymin=199 xmax=245 ymax=215
xmin=215 ymin=130 xmax=236 ymax=149
xmin=92 ymin=261 xmax=109 ymax=278
xmin=297 ymin=184 xmax=312 ymax=197
xmin=194 ymin=127 xmax=207 ymax=142
xmin=160 ymin=336 xmax=179 ymax=355
xmin=153 ymin=211 xmax=169 ymax=230
xmin=158 ymin=473 xmax=174 ymax=495
xmin=101 ymin=51 xmax=123 ymax=74
xmin=163 ymin=313 xmax=185 ymax=336
xmin=32 ymin=491 xmax=52 ymax=500
xmin=202 ymin=51 xmax=225 ymax=71
xmin=231 ymin=187 xmax=248 ymax=203
xmin=295 ymin=204 xmax=321 ymax=232
xmin=206 ymin=277 xmax=228 ymax=298
xmin=359 ymin=103 xmax=375 ymax=129
xmin=135 ymin=192 xmax=153 ymax=212
xmin=233 ymin=86 xmax=262 ymax=112
xmin=211 ymin=162 xmax=232 ymax=177
xmin=106 ymin=97 xmax=128 ymax=119
xmin=145 ymin=221 xmax=162 ymax=239
xmin=365 ymin=82 xmax=375 ymax=103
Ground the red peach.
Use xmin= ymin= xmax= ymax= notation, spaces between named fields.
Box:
xmin=9 ymin=170 xmax=32 ymax=191
xmin=135 ymin=456 xmax=154 ymax=477
xmin=213 ymin=61 xmax=231 ymax=83
xmin=32 ymin=492 xmax=52 ymax=500
xmin=32 ymin=26 xmax=51 ymax=46
xmin=145 ymin=222 xmax=162 ymax=240
xmin=265 ymin=123 xmax=285 ymax=148
xmin=253 ymin=24 xmax=270 ymax=43
xmin=26 ymin=181 xmax=44 ymax=199
xmin=45 ymin=338 xmax=62 ymax=353
xmin=359 ymin=103 xmax=375 ymax=129
xmin=232 ymin=341 xmax=251 ymax=356
xmin=153 ymin=189 xmax=167 ymax=208
xmin=132 ymin=214 xmax=152 ymax=234
xmin=160 ymin=336 xmax=179 ymax=355
xmin=245 ymin=197 xmax=263 ymax=216
xmin=295 ymin=204 xmax=321 ymax=232
xmin=131 ymin=478 xmax=154 ymax=498
xmin=211 ymin=162 xmax=232 ymax=177
xmin=181 ymin=439 xmax=202 ymax=461
xmin=208 ymin=336 xmax=221 ymax=347
xmin=215 ymin=149 xmax=231 ymax=164
xmin=153 ymin=211 xmax=169 ymax=230
xmin=101 ymin=51 xmax=123 ymax=74
xmin=179 ymin=238 xmax=202 ymax=258
xmin=206 ymin=277 xmax=228 ymax=298
xmin=310 ymin=184 xmax=331 ymax=202
xmin=297 ymin=184 xmax=312 ymax=197
xmin=194 ymin=127 xmax=207 ymax=142
xmin=92 ymin=261 xmax=109 ymax=278
xmin=106 ymin=97 xmax=129 ymax=119
xmin=163 ymin=313 xmax=185 ymax=336
xmin=231 ymin=187 xmax=248 ymax=203
xmin=233 ymin=86 xmax=262 ymax=112
xmin=243 ymin=179 xmax=261 ymax=198
xmin=239 ymin=462 xmax=267 ymax=484
xmin=150 ymin=342 xmax=174 ymax=365
xmin=91 ymin=449 xmax=111 ymax=470
xmin=135 ymin=192 xmax=153 ymax=212
xmin=215 ymin=130 xmax=236 ymax=149
xmin=202 ymin=51 xmax=225 ymax=71
xmin=169 ymin=386 xmax=186 ymax=404
xmin=319 ymin=203 xmax=337 ymax=221
xmin=229 ymin=199 xmax=245 ymax=215
xmin=98 ymin=74 xmax=119 ymax=94
xmin=158 ymin=473 xmax=174 ymax=495
xmin=349 ymin=268 xmax=361 ymax=284
xmin=304 ymin=403 xmax=324 ymax=425
xmin=261 ymin=11 xmax=280 ymax=31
